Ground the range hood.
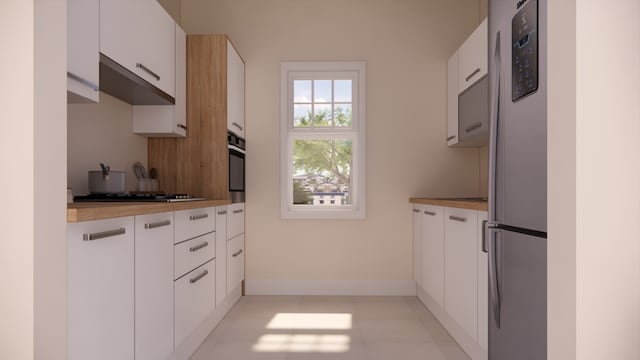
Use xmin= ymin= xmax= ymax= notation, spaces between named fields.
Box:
xmin=99 ymin=53 xmax=175 ymax=105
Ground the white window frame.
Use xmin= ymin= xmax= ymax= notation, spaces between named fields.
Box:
xmin=280 ymin=61 xmax=366 ymax=219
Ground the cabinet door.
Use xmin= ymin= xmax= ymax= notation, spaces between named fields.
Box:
xmin=215 ymin=207 xmax=228 ymax=306
xmin=67 ymin=217 xmax=134 ymax=360
xmin=132 ymin=24 xmax=186 ymax=137
xmin=100 ymin=0 xmax=175 ymax=96
xmin=227 ymin=233 xmax=245 ymax=295
xmin=227 ymin=40 xmax=245 ymax=138
xmin=174 ymin=260 xmax=216 ymax=347
xmin=447 ymin=51 xmax=459 ymax=146
xmin=458 ymin=18 xmax=488 ymax=93
xmin=412 ymin=205 xmax=423 ymax=287
xmin=445 ymin=207 xmax=478 ymax=340
xmin=227 ymin=203 xmax=245 ymax=240
xmin=422 ymin=205 xmax=445 ymax=307
xmin=67 ymin=0 xmax=99 ymax=103
xmin=477 ymin=211 xmax=489 ymax=352
xmin=134 ymin=212 xmax=174 ymax=360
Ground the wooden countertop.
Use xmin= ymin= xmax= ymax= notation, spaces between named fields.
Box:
xmin=409 ymin=197 xmax=488 ymax=211
xmin=67 ymin=199 xmax=232 ymax=222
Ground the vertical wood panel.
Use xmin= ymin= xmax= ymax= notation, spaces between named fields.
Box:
xmin=149 ymin=35 xmax=230 ymax=199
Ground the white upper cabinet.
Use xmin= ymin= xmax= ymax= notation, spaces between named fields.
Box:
xmin=133 ymin=24 xmax=187 ymax=137
xmin=458 ymin=18 xmax=488 ymax=94
xmin=447 ymin=51 xmax=459 ymax=146
xmin=227 ymin=40 xmax=245 ymax=138
xmin=67 ymin=0 xmax=99 ymax=103
xmin=100 ymin=0 xmax=176 ymax=97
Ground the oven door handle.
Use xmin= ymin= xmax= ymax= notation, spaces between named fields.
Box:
xmin=228 ymin=144 xmax=245 ymax=154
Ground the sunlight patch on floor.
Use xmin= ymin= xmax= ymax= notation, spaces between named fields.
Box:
xmin=266 ymin=313 xmax=352 ymax=330
xmin=252 ymin=334 xmax=351 ymax=353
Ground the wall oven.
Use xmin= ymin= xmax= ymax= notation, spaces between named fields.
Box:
xmin=228 ymin=131 xmax=245 ymax=203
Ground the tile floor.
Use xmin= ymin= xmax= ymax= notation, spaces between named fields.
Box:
xmin=190 ymin=296 xmax=470 ymax=360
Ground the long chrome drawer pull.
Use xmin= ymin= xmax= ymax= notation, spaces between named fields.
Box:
xmin=189 ymin=242 xmax=209 ymax=252
xmin=189 ymin=270 xmax=209 ymax=284
xmin=67 ymin=71 xmax=99 ymax=91
xmin=177 ymin=124 xmax=188 ymax=131
xmin=232 ymin=209 xmax=244 ymax=214
xmin=189 ymin=213 xmax=209 ymax=221
xmin=144 ymin=220 xmax=171 ymax=230
xmin=446 ymin=135 xmax=456 ymax=141
xmin=83 ymin=228 xmax=126 ymax=241
xmin=412 ymin=209 xmax=420 ymax=213
xmin=232 ymin=122 xmax=243 ymax=131
xmin=465 ymin=122 xmax=482 ymax=133
xmin=218 ymin=210 xmax=227 ymax=215
xmin=232 ymin=249 xmax=243 ymax=257
xmin=424 ymin=211 xmax=437 ymax=216
xmin=465 ymin=68 xmax=481 ymax=82
xmin=449 ymin=215 xmax=467 ymax=222
xmin=136 ymin=63 xmax=160 ymax=81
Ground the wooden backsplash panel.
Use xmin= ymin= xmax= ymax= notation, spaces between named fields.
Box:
xmin=149 ymin=35 xmax=230 ymax=200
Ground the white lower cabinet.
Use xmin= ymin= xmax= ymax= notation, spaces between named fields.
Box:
xmin=174 ymin=232 xmax=216 ymax=279
xmin=68 ymin=204 xmax=242 ymax=360
xmin=67 ymin=217 xmax=135 ymax=360
xmin=413 ymin=203 xmax=488 ymax=360
xmin=215 ymin=207 xmax=228 ymax=306
xmin=227 ymin=233 xmax=245 ymax=295
xmin=412 ymin=205 xmax=423 ymax=287
xmin=422 ymin=205 xmax=445 ymax=307
xmin=227 ymin=203 xmax=245 ymax=240
xmin=174 ymin=260 xmax=216 ymax=347
xmin=134 ymin=212 xmax=175 ymax=360
xmin=477 ymin=211 xmax=489 ymax=352
xmin=445 ymin=207 xmax=479 ymax=341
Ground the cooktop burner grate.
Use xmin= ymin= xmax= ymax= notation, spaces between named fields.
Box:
xmin=73 ymin=193 xmax=206 ymax=202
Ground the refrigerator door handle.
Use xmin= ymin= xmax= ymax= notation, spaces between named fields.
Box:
xmin=488 ymin=30 xmax=501 ymax=224
xmin=488 ymin=223 xmax=502 ymax=328
xmin=488 ymin=30 xmax=502 ymax=329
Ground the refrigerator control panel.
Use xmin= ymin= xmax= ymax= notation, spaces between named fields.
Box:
xmin=511 ymin=0 xmax=539 ymax=102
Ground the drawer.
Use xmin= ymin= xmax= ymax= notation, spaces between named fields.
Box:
xmin=174 ymin=260 xmax=215 ymax=348
xmin=174 ymin=206 xmax=215 ymax=243
xmin=174 ymin=232 xmax=215 ymax=279
xmin=227 ymin=233 xmax=244 ymax=296
xmin=227 ymin=203 xmax=244 ymax=240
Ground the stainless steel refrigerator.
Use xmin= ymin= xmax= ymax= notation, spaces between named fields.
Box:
xmin=486 ymin=0 xmax=547 ymax=359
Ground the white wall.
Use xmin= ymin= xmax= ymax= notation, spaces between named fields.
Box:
xmin=182 ymin=0 xmax=485 ymax=294
xmin=68 ymin=93 xmax=148 ymax=195
xmin=0 ymin=2 xmax=35 ymax=358
xmin=0 ymin=0 xmax=67 ymax=359
xmin=548 ymin=0 xmax=640 ymax=359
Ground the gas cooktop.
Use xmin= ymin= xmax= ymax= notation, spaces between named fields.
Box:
xmin=73 ymin=193 xmax=206 ymax=202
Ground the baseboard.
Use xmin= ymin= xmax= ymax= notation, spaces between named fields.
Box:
xmin=417 ymin=286 xmax=487 ymax=360
xmin=245 ymin=277 xmax=417 ymax=296
xmin=170 ymin=284 xmax=242 ymax=360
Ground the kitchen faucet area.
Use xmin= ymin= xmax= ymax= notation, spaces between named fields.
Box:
xmin=2 ymin=1 xmax=640 ymax=360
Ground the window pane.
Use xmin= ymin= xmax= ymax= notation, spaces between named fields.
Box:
xmin=313 ymin=104 xmax=332 ymax=127
xmin=314 ymin=80 xmax=332 ymax=103
xmin=292 ymin=139 xmax=353 ymax=206
xmin=334 ymin=80 xmax=352 ymax=102
xmin=334 ymin=104 xmax=352 ymax=127
xmin=294 ymin=104 xmax=312 ymax=127
xmin=294 ymin=80 xmax=312 ymax=103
